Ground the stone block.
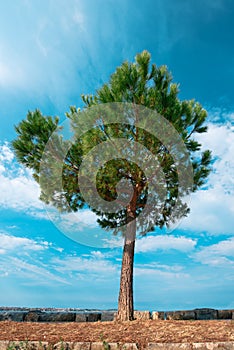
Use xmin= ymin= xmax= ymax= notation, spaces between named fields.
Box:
xmin=101 ymin=312 xmax=115 ymax=322
xmin=147 ymin=344 xmax=189 ymax=349
xmin=151 ymin=311 xmax=159 ymax=320
xmin=34 ymin=341 xmax=51 ymax=349
xmin=90 ymin=342 xmax=138 ymax=350
xmin=151 ymin=311 xmax=164 ymax=320
xmin=165 ymin=310 xmax=195 ymax=320
xmin=24 ymin=311 xmax=41 ymax=322
xmin=86 ymin=313 xmax=101 ymax=322
xmin=3 ymin=341 xmax=48 ymax=350
xmin=38 ymin=312 xmax=76 ymax=322
xmin=165 ymin=311 xmax=181 ymax=320
xmin=75 ymin=313 xmax=87 ymax=322
xmin=73 ymin=343 xmax=91 ymax=350
xmin=35 ymin=341 xmax=48 ymax=350
xmin=217 ymin=309 xmax=233 ymax=319
xmin=147 ymin=343 xmax=234 ymax=349
xmin=90 ymin=342 xmax=106 ymax=350
xmin=0 ymin=313 xmax=6 ymax=321
xmin=53 ymin=342 xmax=71 ymax=350
xmin=134 ymin=311 xmax=151 ymax=320
xmin=12 ymin=312 xmax=27 ymax=322
xmin=0 ymin=312 xmax=9 ymax=321
xmin=181 ymin=310 xmax=196 ymax=320
xmin=104 ymin=344 xmax=119 ymax=350
xmin=121 ymin=344 xmax=138 ymax=349
xmin=98 ymin=342 xmax=138 ymax=349
xmin=0 ymin=312 xmax=10 ymax=321
xmin=194 ymin=308 xmax=218 ymax=320
xmin=0 ymin=341 xmax=10 ymax=350
xmin=192 ymin=342 xmax=234 ymax=349
xmin=0 ymin=312 xmax=26 ymax=322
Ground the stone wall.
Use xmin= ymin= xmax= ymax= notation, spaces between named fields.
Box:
xmin=0 ymin=308 xmax=233 ymax=322
xmin=152 ymin=308 xmax=234 ymax=321
xmin=0 ymin=341 xmax=234 ymax=350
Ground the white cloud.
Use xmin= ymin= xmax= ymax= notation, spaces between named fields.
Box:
xmin=181 ymin=122 xmax=234 ymax=235
xmin=181 ymin=188 xmax=234 ymax=235
xmin=53 ymin=254 xmax=117 ymax=276
xmin=0 ymin=172 xmax=41 ymax=210
xmin=54 ymin=247 xmax=64 ymax=253
xmin=0 ymin=232 xmax=49 ymax=255
xmin=195 ymin=122 xmax=234 ymax=160
xmin=192 ymin=237 xmax=234 ymax=267
xmin=90 ymin=250 xmax=105 ymax=259
xmin=58 ymin=210 xmax=97 ymax=229
xmin=0 ymin=143 xmax=14 ymax=162
xmin=134 ymin=266 xmax=190 ymax=279
xmin=134 ymin=259 xmax=191 ymax=282
xmin=137 ymin=262 xmax=184 ymax=272
xmin=103 ymin=234 xmax=197 ymax=253
xmin=102 ymin=236 xmax=124 ymax=248
xmin=136 ymin=235 xmax=197 ymax=253
xmin=0 ymin=142 xmax=43 ymax=212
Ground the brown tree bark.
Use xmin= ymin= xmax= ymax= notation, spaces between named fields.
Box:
xmin=116 ymin=202 xmax=137 ymax=321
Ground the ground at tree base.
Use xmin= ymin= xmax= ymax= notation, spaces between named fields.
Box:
xmin=0 ymin=320 xmax=233 ymax=349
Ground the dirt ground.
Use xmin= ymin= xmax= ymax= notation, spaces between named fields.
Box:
xmin=0 ymin=320 xmax=233 ymax=349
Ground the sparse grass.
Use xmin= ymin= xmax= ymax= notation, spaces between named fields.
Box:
xmin=6 ymin=340 xmax=53 ymax=350
xmin=100 ymin=332 xmax=111 ymax=349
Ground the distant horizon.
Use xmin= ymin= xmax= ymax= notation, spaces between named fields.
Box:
xmin=0 ymin=305 xmax=232 ymax=312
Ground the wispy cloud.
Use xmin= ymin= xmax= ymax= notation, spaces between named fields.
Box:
xmin=0 ymin=232 xmax=48 ymax=254
xmin=135 ymin=235 xmax=197 ymax=253
xmin=192 ymin=237 xmax=234 ymax=267
xmin=134 ymin=266 xmax=190 ymax=280
xmin=52 ymin=254 xmax=117 ymax=277
xmin=0 ymin=255 xmax=69 ymax=285
xmin=0 ymin=230 xmax=68 ymax=284
xmin=56 ymin=210 xmax=98 ymax=231
xmin=73 ymin=10 xmax=86 ymax=32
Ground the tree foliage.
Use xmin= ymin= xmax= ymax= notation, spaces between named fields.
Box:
xmin=12 ymin=51 xmax=211 ymax=237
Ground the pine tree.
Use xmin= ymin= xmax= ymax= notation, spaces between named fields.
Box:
xmin=12 ymin=51 xmax=211 ymax=321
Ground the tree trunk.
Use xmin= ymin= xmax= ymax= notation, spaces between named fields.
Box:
xmin=116 ymin=210 xmax=136 ymax=321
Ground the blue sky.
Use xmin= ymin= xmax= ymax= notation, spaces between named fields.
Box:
xmin=0 ymin=0 xmax=233 ymax=311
